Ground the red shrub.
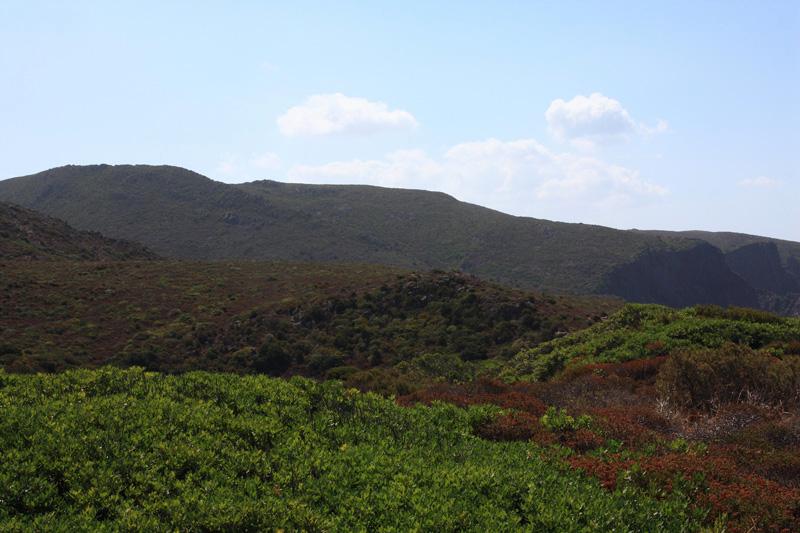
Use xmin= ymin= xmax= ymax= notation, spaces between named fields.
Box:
xmin=475 ymin=411 xmax=542 ymax=441
xmin=561 ymin=428 xmax=606 ymax=452
xmin=398 ymin=379 xmax=547 ymax=416
xmin=567 ymin=455 xmax=633 ymax=490
xmin=590 ymin=406 xmax=669 ymax=447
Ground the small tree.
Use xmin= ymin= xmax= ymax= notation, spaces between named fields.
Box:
xmin=254 ymin=338 xmax=292 ymax=375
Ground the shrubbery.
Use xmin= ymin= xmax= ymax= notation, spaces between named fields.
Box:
xmin=656 ymin=343 xmax=800 ymax=410
xmin=505 ymin=303 xmax=800 ymax=381
xmin=540 ymin=406 xmax=593 ymax=431
xmin=0 ymin=368 xmax=703 ymax=531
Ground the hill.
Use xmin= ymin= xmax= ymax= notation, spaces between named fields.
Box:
xmin=2 ymin=285 xmax=799 ymax=530
xmin=1 ymin=164 xmax=798 ymax=312
xmin=0 ymin=201 xmax=157 ymax=261
xmin=0 ymin=260 xmax=613 ymax=386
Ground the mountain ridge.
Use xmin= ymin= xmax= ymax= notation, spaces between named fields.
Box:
xmin=1 ymin=164 xmax=798 ymax=314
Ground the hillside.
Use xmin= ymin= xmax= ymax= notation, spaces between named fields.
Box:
xmin=1 ymin=164 xmax=798 ymax=312
xmin=0 ymin=260 xmax=613 ymax=384
xmin=2 ymin=281 xmax=799 ymax=529
xmin=0 ymin=201 xmax=157 ymax=261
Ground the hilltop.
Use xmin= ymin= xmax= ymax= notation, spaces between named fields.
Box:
xmin=1 ymin=164 xmax=798 ymax=313
xmin=0 ymin=201 xmax=157 ymax=261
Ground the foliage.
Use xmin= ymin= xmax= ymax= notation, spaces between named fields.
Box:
xmin=505 ymin=303 xmax=800 ymax=381
xmin=0 ymin=263 xmax=611 ymax=380
xmin=0 ymin=201 xmax=157 ymax=260
xmin=656 ymin=343 xmax=800 ymax=409
xmin=5 ymin=163 xmax=788 ymax=304
xmin=540 ymin=406 xmax=592 ymax=432
xmin=407 ymin=350 xmax=800 ymax=531
xmin=0 ymin=368 xmax=703 ymax=531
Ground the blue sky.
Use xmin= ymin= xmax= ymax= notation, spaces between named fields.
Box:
xmin=1 ymin=1 xmax=798 ymax=240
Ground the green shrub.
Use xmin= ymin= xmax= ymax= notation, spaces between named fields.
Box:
xmin=656 ymin=343 xmax=800 ymax=409
xmin=325 ymin=365 xmax=359 ymax=381
xmin=0 ymin=368 xmax=704 ymax=531
xmin=254 ymin=338 xmax=292 ymax=375
xmin=505 ymin=303 xmax=800 ymax=382
xmin=540 ymin=406 xmax=593 ymax=432
xmin=308 ymin=353 xmax=345 ymax=374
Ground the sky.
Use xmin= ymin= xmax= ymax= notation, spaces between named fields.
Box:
xmin=1 ymin=1 xmax=798 ymax=240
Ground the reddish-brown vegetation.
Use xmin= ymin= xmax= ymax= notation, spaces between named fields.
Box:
xmin=402 ymin=355 xmax=800 ymax=532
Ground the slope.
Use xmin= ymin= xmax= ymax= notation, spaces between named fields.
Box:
xmin=0 ymin=201 xmax=157 ymax=261
xmin=0 ymin=261 xmax=614 ymax=384
xmin=0 ymin=164 xmax=790 ymax=310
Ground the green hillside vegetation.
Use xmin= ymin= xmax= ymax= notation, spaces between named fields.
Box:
xmin=0 ymin=202 xmax=157 ymax=261
xmin=0 ymin=164 xmax=674 ymax=291
xmin=504 ymin=303 xmax=800 ymax=381
xmin=401 ymin=304 xmax=800 ymax=531
xmin=0 ymin=368 xmax=706 ymax=531
xmin=0 ymin=261 xmax=613 ymax=389
xmin=4 ymin=164 xmax=798 ymax=311
xmin=2 ymin=261 xmax=799 ymax=529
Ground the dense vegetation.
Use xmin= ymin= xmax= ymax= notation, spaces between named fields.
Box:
xmin=0 ymin=202 xmax=157 ymax=261
xmin=0 ymin=261 xmax=612 ymax=385
xmin=504 ymin=303 xmax=800 ymax=381
xmin=2 ymin=248 xmax=799 ymax=529
xmin=403 ymin=304 xmax=800 ymax=531
xmin=3 ymin=164 xmax=798 ymax=311
xmin=0 ymin=368 xmax=707 ymax=531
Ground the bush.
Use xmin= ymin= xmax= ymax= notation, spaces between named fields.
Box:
xmin=0 ymin=368 xmax=703 ymax=531
xmin=656 ymin=343 xmax=800 ymax=410
xmin=307 ymin=353 xmax=345 ymax=374
xmin=325 ymin=365 xmax=359 ymax=381
xmin=693 ymin=305 xmax=783 ymax=324
xmin=254 ymin=339 xmax=292 ymax=375
xmin=540 ymin=406 xmax=592 ymax=432
xmin=504 ymin=303 xmax=800 ymax=382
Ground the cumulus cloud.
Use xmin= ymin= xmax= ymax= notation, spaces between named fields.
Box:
xmin=287 ymin=138 xmax=667 ymax=209
xmin=277 ymin=93 xmax=418 ymax=137
xmin=546 ymin=93 xmax=667 ymax=148
xmin=289 ymin=149 xmax=440 ymax=189
xmin=739 ymin=176 xmax=781 ymax=188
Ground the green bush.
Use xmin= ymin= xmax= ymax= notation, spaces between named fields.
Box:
xmin=656 ymin=343 xmax=800 ymax=409
xmin=0 ymin=368 xmax=704 ymax=531
xmin=540 ymin=406 xmax=593 ymax=432
xmin=325 ymin=365 xmax=359 ymax=380
xmin=254 ymin=338 xmax=292 ymax=375
xmin=505 ymin=304 xmax=800 ymax=381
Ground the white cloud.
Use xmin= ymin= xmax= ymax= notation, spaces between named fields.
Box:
xmin=287 ymin=138 xmax=667 ymax=210
xmin=739 ymin=176 xmax=781 ymax=188
xmin=277 ymin=93 xmax=418 ymax=137
xmin=289 ymin=149 xmax=440 ymax=189
xmin=545 ymin=93 xmax=667 ymax=148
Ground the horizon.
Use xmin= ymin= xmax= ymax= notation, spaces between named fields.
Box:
xmin=1 ymin=1 xmax=798 ymax=241
xmin=6 ymin=161 xmax=799 ymax=243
